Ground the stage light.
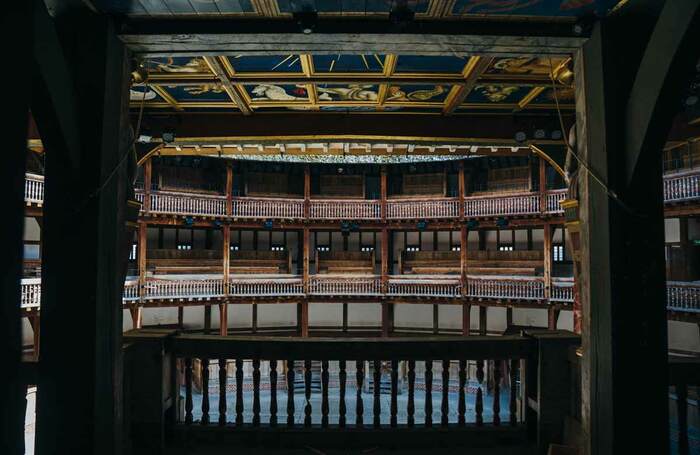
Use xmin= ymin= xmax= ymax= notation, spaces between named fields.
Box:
xmin=550 ymin=130 xmax=563 ymax=140
xmin=496 ymin=217 xmax=509 ymax=228
xmin=514 ymin=131 xmax=527 ymax=143
xmin=293 ymin=10 xmax=318 ymax=34
xmin=184 ymin=216 xmax=194 ymax=226
xmin=162 ymin=132 xmax=175 ymax=143
xmin=264 ymin=220 xmax=274 ymax=230
xmin=137 ymin=134 xmax=152 ymax=143
xmin=341 ymin=221 xmax=350 ymax=232
xmin=417 ymin=220 xmax=428 ymax=231
xmin=467 ymin=220 xmax=479 ymax=230
xmin=533 ymin=129 xmax=546 ymax=140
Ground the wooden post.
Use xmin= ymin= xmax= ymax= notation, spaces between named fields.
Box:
xmin=539 ymin=156 xmax=546 ymax=214
xmin=225 ymin=161 xmax=233 ymax=217
xmin=458 ymin=160 xmax=466 ymax=220
xmin=381 ymin=228 xmax=389 ymax=292
xmin=380 ymin=165 xmax=387 ymax=220
xmin=548 ymin=307 xmax=560 ymax=330
xmin=304 ymin=164 xmax=311 ymax=219
xmin=303 ymin=227 xmax=310 ymax=293
xmin=543 ymin=224 xmax=552 ymax=301
xmin=220 ymin=225 xmax=230 ymax=336
xmin=479 ymin=306 xmax=487 ymax=336
xmin=460 ymin=225 xmax=468 ymax=295
xmin=298 ymin=300 xmax=309 ymax=338
xmin=135 ymin=222 xmax=147 ymax=330
xmin=143 ymin=157 xmax=152 ymax=212
xmin=462 ymin=303 xmax=471 ymax=336
xmin=381 ymin=300 xmax=392 ymax=338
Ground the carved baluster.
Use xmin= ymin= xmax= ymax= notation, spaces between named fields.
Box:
xmin=287 ymin=360 xmax=295 ymax=427
xmin=235 ymin=358 xmax=244 ymax=425
xmin=407 ymin=360 xmax=415 ymax=427
xmin=218 ymin=358 xmax=227 ymax=425
xmin=339 ymin=360 xmax=347 ymax=427
xmin=510 ymin=359 xmax=518 ymax=426
xmin=373 ymin=360 xmax=381 ymax=428
xmin=476 ymin=359 xmax=484 ymax=426
xmin=185 ymin=358 xmax=193 ymax=425
xmin=493 ymin=360 xmax=501 ymax=425
xmin=252 ymin=359 xmax=261 ymax=426
xmin=321 ymin=360 xmax=329 ymax=428
xmin=356 ymin=360 xmax=364 ymax=427
xmin=458 ymin=360 xmax=466 ymax=426
xmin=425 ymin=361 xmax=433 ymax=427
xmin=441 ymin=360 xmax=450 ymax=426
xmin=201 ymin=358 xmax=210 ymax=424
xmin=304 ymin=360 xmax=312 ymax=427
xmin=269 ymin=360 xmax=278 ymax=426
xmin=390 ymin=359 xmax=398 ymax=427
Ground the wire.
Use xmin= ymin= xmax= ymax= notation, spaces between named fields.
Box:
xmin=547 ymin=58 xmax=644 ymax=217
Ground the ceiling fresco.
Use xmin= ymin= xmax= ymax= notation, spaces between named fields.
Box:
xmin=93 ymin=0 xmax=624 ymax=20
xmin=130 ymin=54 xmax=575 ymax=114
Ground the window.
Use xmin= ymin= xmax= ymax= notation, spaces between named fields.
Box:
xmin=177 ymin=243 xmax=192 ymax=250
xmin=361 ymin=245 xmax=374 ymax=252
xmin=129 ymin=243 xmax=137 ymax=261
xmin=553 ymin=244 xmax=565 ymax=262
xmin=406 ymin=245 xmax=420 ymax=252
xmin=230 ymin=244 xmax=240 ymax=251
xmin=316 ymin=245 xmax=330 ymax=252
xmin=271 ymin=244 xmax=286 ymax=252
xmin=499 ymin=245 xmax=513 ymax=251
xmin=451 ymin=245 xmax=461 ymax=252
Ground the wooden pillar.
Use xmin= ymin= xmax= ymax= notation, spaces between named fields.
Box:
xmin=178 ymin=306 xmax=184 ymax=329
xmin=381 ymin=300 xmax=393 ymax=337
xmin=298 ymin=300 xmax=309 ymax=338
xmin=548 ymin=307 xmax=559 ymax=330
xmin=204 ymin=306 xmax=212 ymax=334
xmin=28 ymin=313 xmax=41 ymax=361
xmin=458 ymin=160 xmax=466 ymax=220
xmin=462 ymin=303 xmax=471 ymax=336
xmin=478 ymin=306 xmax=487 ymax=336
xmin=380 ymin=165 xmax=387 ymax=220
xmin=32 ymin=6 xmax=132 ymax=453
xmin=460 ymin=225 xmax=468 ymax=294
xmin=538 ymin=156 xmax=546 ymax=214
xmin=302 ymin=227 xmax=310 ymax=293
xmin=220 ymin=225 xmax=230 ymax=336
xmin=381 ymin=228 xmax=389 ymax=291
xmin=225 ymin=161 xmax=233 ymax=216
xmin=143 ymin=157 xmax=152 ymax=212
xmin=134 ymin=222 xmax=147 ymax=329
xmin=304 ymin=165 xmax=310 ymax=219
xmin=432 ymin=304 xmax=439 ymax=334
xmin=506 ymin=307 xmax=513 ymax=330
xmin=543 ymin=223 xmax=552 ymax=301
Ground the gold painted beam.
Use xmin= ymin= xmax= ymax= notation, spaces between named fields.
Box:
xmin=151 ymin=85 xmax=183 ymax=111
xmin=443 ymin=56 xmax=494 ymax=115
xmin=516 ymin=86 xmax=546 ymax=111
xmin=203 ymin=56 xmax=252 ymax=115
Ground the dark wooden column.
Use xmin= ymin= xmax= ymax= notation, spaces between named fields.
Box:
xmin=32 ymin=4 xmax=133 ymax=454
xmin=225 ymin=161 xmax=233 ymax=216
xmin=143 ymin=157 xmax=152 ymax=212
xmin=304 ymin=164 xmax=311 ymax=219
xmin=458 ymin=160 xmax=466 ymax=220
xmin=1 ymin=4 xmax=31 ymax=454
xmin=134 ymin=222 xmax=147 ymax=329
xmin=381 ymin=228 xmax=391 ymax=337
xmin=461 ymin=225 xmax=470 ymax=336
xmin=575 ymin=6 xmax=700 ymax=453
xmin=300 ymin=226 xmax=310 ymax=337
xmin=543 ymin=224 xmax=552 ymax=301
xmin=538 ymin=156 xmax=547 ymax=214
xmin=380 ymin=165 xmax=387 ymax=221
xmin=220 ymin=225 xmax=229 ymax=336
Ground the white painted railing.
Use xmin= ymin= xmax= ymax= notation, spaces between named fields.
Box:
xmin=147 ymin=190 xmax=227 ymax=217
xmin=234 ymin=197 xmax=304 ymax=219
xmin=308 ymin=275 xmax=382 ymax=296
xmin=309 ymin=199 xmax=380 ymax=220
xmin=387 ymin=276 xmax=461 ymax=297
xmin=667 ymin=282 xmax=700 ymax=313
xmin=545 ymin=189 xmax=567 ymax=214
xmin=228 ymin=276 xmax=304 ymax=296
xmin=20 ymin=278 xmax=41 ymax=309
xmin=464 ymin=192 xmax=540 ymax=218
xmin=465 ymin=275 xmax=545 ymax=301
xmin=387 ymin=198 xmax=459 ymax=219
xmin=551 ymin=279 xmax=575 ymax=303
xmin=142 ymin=277 xmax=224 ymax=300
xmin=25 ymin=174 xmax=44 ymax=205
xmin=123 ymin=280 xmax=140 ymax=301
xmin=664 ymin=170 xmax=700 ymax=202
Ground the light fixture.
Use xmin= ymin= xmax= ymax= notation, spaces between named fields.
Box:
xmin=496 ymin=217 xmax=509 ymax=228
xmin=467 ymin=220 xmax=479 ymax=230
xmin=514 ymin=131 xmax=528 ymax=143
xmin=162 ymin=132 xmax=175 ymax=143
xmin=685 ymin=95 xmax=699 ymax=107
xmin=550 ymin=130 xmax=563 ymax=140
xmin=417 ymin=220 xmax=428 ymax=231
xmin=293 ymin=10 xmax=318 ymax=34
xmin=533 ymin=129 xmax=546 ymax=140
xmin=184 ymin=216 xmax=194 ymax=226
xmin=263 ymin=220 xmax=274 ymax=230
xmin=137 ymin=134 xmax=152 ymax=143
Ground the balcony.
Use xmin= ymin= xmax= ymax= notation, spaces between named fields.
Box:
xmin=123 ymin=330 xmax=580 ymax=452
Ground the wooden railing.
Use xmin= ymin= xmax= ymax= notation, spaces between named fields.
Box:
xmin=386 ymin=198 xmax=460 ymax=219
xmin=387 ymin=276 xmax=461 ymax=297
xmin=142 ymin=277 xmax=225 ymax=300
xmin=124 ymin=330 xmax=580 ymax=452
xmin=123 ymin=280 xmax=140 ymax=302
xmin=667 ymin=282 xmax=700 ymax=313
xmin=545 ymin=189 xmax=567 ymax=214
xmin=465 ymin=276 xmax=545 ymax=301
xmin=551 ymin=279 xmax=575 ymax=303
xmin=664 ymin=170 xmax=700 ymax=202
xmin=308 ymin=275 xmax=382 ymax=296
xmin=310 ymin=199 xmax=381 ymax=220
xmin=234 ymin=197 xmax=305 ymax=219
xmin=25 ymin=173 xmax=44 ymax=205
xmin=20 ymin=278 xmax=41 ymax=309
xmin=227 ymin=276 xmax=304 ymax=296
xmin=148 ymin=191 xmax=227 ymax=217
xmin=464 ymin=192 xmax=540 ymax=218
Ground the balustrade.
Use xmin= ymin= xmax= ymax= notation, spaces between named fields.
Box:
xmin=20 ymin=278 xmax=41 ymax=309
xmin=464 ymin=192 xmax=540 ymax=218
xmin=550 ymin=279 xmax=575 ymax=303
xmin=227 ymin=276 xmax=304 ymax=296
xmin=308 ymin=275 xmax=382 ymax=296
xmin=147 ymin=190 xmax=227 ymax=217
xmin=664 ymin=170 xmax=700 ymax=202
xmin=24 ymin=173 xmax=44 ymax=205
xmin=310 ymin=199 xmax=381 ymax=220
xmin=142 ymin=277 xmax=224 ymax=300
xmin=466 ymin=276 xmax=545 ymax=301
xmin=545 ymin=189 xmax=567 ymax=214
xmin=387 ymin=276 xmax=461 ymax=297
xmin=234 ymin=197 xmax=305 ymax=219
xmin=386 ymin=198 xmax=459 ymax=219
xmin=667 ymin=282 xmax=700 ymax=313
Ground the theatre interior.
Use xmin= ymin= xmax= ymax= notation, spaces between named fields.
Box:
xmin=4 ymin=1 xmax=700 ymax=454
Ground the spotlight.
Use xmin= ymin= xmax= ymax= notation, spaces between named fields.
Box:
xmin=212 ymin=220 xmax=222 ymax=228
xmin=263 ymin=220 xmax=274 ymax=230
xmin=417 ymin=220 xmax=428 ymax=231
xmin=550 ymin=130 xmax=563 ymax=141
xmin=293 ymin=10 xmax=318 ymax=34
xmin=572 ymin=15 xmax=595 ymax=36
xmin=137 ymin=134 xmax=153 ymax=143
xmin=184 ymin=216 xmax=194 ymax=226
xmin=341 ymin=221 xmax=350 ymax=232
xmin=162 ymin=132 xmax=175 ymax=143
xmin=533 ymin=129 xmax=546 ymax=140
xmin=496 ymin=217 xmax=509 ymax=228
xmin=685 ymin=95 xmax=699 ymax=107
xmin=514 ymin=131 xmax=527 ymax=143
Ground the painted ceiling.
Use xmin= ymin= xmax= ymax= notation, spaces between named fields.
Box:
xmin=130 ymin=54 xmax=575 ymax=114
xmin=93 ymin=0 xmax=625 ymax=20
